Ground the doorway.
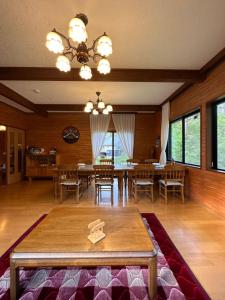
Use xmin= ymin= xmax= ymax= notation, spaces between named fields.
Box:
xmin=6 ymin=127 xmax=25 ymax=184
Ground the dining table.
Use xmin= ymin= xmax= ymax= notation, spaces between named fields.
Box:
xmin=53 ymin=164 xmax=172 ymax=198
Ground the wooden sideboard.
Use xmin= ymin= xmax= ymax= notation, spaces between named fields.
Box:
xmin=26 ymin=154 xmax=59 ymax=181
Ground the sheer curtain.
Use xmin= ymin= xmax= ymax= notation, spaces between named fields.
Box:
xmin=159 ymin=102 xmax=170 ymax=165
xmin=112 ymin=114 xmax=135 ymax=159
xmin=90 ymin=115 xmax=110 ymax=162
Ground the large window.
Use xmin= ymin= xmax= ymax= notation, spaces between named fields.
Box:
xmin=212 ymin=100 xmax=225 ymax=171
xmin=169 ymin=109 xmax=201 ymax=166
xmin=96 ymin=132 xmax=129 ymax=164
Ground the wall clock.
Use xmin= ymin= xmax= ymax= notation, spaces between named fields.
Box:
xmin=62 ymin=126 xmax=80 ymax=144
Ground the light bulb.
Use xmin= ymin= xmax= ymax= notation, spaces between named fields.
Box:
xmin=97 ymin=58 xmax=111 ymax=75
xmin=0 ymin=125 xmax=6 ymax=131
xmin=46 ymin=31 xmax=64 ymax=54
xmin=79 ymin=65 xmax=92 ymax=80
xmin=56 ymin=55 xmax=71 ymax=72
xmin=68 ymin=17 xmax=88 ymax=43
xmin=92 ymin=109 xmax=99 ymax=115
xmin=103 ymin=108 xmax=109 ymax=115
xmin=86 ymin=101 xmax=93 ymax=109
xmin=106 ymin=104 xmax=113 ymax=112
xmin=97 ymin=34 xmax=112 ymax=57
xmin=98 ymin=100 xmax=105 ymax=109
xmin=84 ymin=106 xmax=91 ymax=113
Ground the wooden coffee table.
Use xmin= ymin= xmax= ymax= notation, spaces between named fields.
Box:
xmin=10 ymin=207 xmax=157 ymax=299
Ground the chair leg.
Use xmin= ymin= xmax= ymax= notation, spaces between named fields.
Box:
xmin=60 ymin=184 xmax=63 ymax=203
xmin=134 ymin=186 xmax=138 ymax=202
xmin=76 ymin=186 xmax=79 ymax=203
xmin=181 ymin=186 xmax=185 ymax=203
xmin=151 ymin=185 xmax=154 ymax=202
xmin=165 ymin=186 xmax=168 ymax=204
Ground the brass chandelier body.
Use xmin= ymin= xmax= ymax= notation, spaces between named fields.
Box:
xmin=46 ymin=13 xmax=112 ymax=80
xmin=84 ymin=91 xmax=113 ymax=115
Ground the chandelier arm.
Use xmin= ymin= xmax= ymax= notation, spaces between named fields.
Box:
xmin=87 ymin=33 xmax=106 ymax=52
xmin=53 ymin=29 xmax=75 ymax=50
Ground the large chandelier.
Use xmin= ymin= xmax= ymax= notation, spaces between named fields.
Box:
xmin=84 ymin=92 xmax=113 ymax=115
xmin=46 ymin=13 xmax=112 ymax=80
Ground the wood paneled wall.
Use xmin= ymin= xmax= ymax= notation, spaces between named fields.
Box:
xmin=0 ymin=102 xmax=28 ymax=129
xmin=26 ymin=113 xmax=161 ymax=165
xmin=170 ymin=60 xmax=225 ymax=216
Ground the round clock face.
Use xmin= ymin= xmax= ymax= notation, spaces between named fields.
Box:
xmin=62 ymin=126 xmax=80 ymax=144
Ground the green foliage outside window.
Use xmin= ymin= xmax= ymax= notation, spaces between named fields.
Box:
xmin=217 ymin=102 xmax=225 ymax=170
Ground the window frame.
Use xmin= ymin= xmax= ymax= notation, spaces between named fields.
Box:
xmin=168 ymin=108 xmax=201 ymax=167
xmin=211 ymin=98 xmax=225 ymax=171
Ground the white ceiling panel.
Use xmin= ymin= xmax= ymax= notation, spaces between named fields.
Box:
xmin=0 ymin=0 xmax=225 ymax=69
xmin=1 ymin=81 xmax=183 ymax=105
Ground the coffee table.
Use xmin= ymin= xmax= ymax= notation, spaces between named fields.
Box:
xmin=10 ymin=207 xmax=157 ymax=299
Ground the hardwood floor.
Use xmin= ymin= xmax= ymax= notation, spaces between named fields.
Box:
xmin=0 ymin=179 xmax=225 ymax=300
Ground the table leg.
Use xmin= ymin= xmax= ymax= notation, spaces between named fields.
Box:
xmin=10 ymin=258 xmax=19 ymax=300
xmin=148 ymin=255 xmax=157 ymax=300
xmin=117 ymin=174 xmax=123 ymax=197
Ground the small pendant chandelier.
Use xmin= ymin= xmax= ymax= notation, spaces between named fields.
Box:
xmin=84 ymin=92 xmax=113 ymax=115
xmin=46 ymin=13 xmax=112 ymax=80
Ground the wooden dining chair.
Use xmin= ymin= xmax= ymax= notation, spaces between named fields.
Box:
xmin=144 ymin=159 xmax=158 ymax=164
xmin=100 ymin=158 xmax=113 ymax=165
xmin=93 ymin=165 xmax=114 ymax=205
xmin=58 ymin=168 xmax=83 ymax=203
xmin=132 ymin=164 xmax=155 ymax=202
xmin=159 ymin=164 xmax=185 ymax=204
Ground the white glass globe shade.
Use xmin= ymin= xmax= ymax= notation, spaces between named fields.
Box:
xmin=79 ymin=65 xmax=92 ymax=80
xmin=86 ymin=101 xmax=94 ymax=109
xmin=103 ymin=108 xmax=109 ymax=115
xmin=98 ymin=100 xmax=105 ymax=109
xmin=56 ymin=55 xmax=71 ymax=72
xmin=84 ymin=106 xmax=91 ymax=113
xmin=46 ymin=31 xmax=64 ymax=54
xmin=68 ymin=17 xmax=88 ymax=43
xmin=97 ymin=35 xmax=112 ymax=57
xmin=97 ymin=58 xmax=111 ymax=75
xmin=92 ymin=109 xmax=99 ymax=115
xmin=106 ymin=104 xmax=113 ymax=112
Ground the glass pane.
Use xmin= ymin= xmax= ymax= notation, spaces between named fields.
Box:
xmin=217 ymin=102 xmax=225 ymax=170
xmin=184 ymin=112 xmax=200 ymax=165
xmin=114 ymin=133 xmax=129 ymax=164
xmin=96 ymin=132 xmax=112 ymax=163
xmin=171 ymin=120 xmax=183 ymax=162
xmin=10 ymin=132 xmax=15 ymax=175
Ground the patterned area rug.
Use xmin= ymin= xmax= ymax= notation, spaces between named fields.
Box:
xmin=0 ymin=213 xmax=211 ymax=300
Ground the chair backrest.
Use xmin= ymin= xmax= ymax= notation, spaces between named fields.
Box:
xmin=134 ymin=164 xmax=155 ymax=180
xmin=57 ymin=168 xmax=79 ymax=183
xmin=100 ymin=159 xmax=113 ymax=165
xmin=127 ymin=158 xmax=140 ymax=165
xmin=144 ymin=159 xmax=158 ymax=164
xmin=163 ymin=164 xmax=185 ymax=182
xmin=93 ymin=165 xmax=114 ymax=183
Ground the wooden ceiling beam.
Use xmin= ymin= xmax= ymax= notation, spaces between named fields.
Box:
xmin=39 ymin=104 xmax=161 ymax=112
xmin=0 ymin=83 xmax=48 ymax=116
xmin=0 ymin=67 xmax=205 ymax=83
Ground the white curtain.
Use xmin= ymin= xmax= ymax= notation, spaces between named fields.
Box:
xmin=112 ymin=114 xmax=135 ymax=159
xmin=159 ymin=102 xmax=170 ymax=165
xmin=90 ymin=114 xmax=110 ymax=162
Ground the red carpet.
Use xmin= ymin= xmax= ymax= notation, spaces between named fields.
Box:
xmin=0 ymin=213 xmax=211 ymax=300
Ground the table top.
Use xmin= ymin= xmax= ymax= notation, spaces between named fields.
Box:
xmin=12 ymin=207 xmax=155 ymax=259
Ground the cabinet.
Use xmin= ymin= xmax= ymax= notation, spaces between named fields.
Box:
xmin=26 ymin=154 xmax=59 ymax=181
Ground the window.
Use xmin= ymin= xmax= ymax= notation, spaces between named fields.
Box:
xmin=212 ymin=99 xmax=225 ymax=171
xmin=96 ymin=132 xmax=129 ymax=164
xmin=169 ymin=109 xmax=201 ymax=166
